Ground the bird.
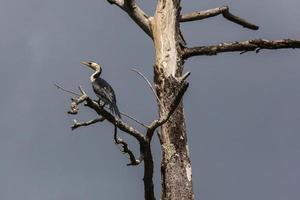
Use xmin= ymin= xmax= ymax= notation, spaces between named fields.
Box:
xmin=81 ymin=61 xmax=121 ymax=118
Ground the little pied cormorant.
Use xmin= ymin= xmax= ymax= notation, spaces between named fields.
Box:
xmin=81 ymin=61 xmax=121 ymax=118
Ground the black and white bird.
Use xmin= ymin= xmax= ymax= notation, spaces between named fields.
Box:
xmin=81 ymin=61 xmax=121 ymax=118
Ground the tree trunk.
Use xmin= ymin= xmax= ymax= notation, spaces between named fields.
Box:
xmin=152 ymin=0 xmax=194 ymax=199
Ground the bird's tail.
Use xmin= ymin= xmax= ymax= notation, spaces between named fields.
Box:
xmin=111 ymin=103 xmax=121 ymax=119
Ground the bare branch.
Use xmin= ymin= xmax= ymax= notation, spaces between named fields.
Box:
xmin=113 ymin=126 xmax=143 ymax=166
xmin=183 ymin=39 xmax=300 ymax=59
xmin=61 ymin=86 xmax=147 ymax=166
xmin=131 ymin=68 xmax=165 ymax=112
xmin=71 ymin=117 xmax=105 ymax=130
xmin=180 ymin=5 xmax=259 ymax=30
xmin=68 ymin=87 xmax=146 ymax=142
xmin=147 ymin=81 xmax=189 ymax=139
xmin=107 ymin=0 xmax=153 ymax=38
xmin=56 ymin=83 xmax=148 ymax=128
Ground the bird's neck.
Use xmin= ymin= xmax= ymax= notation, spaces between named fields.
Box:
xmin=90 ymin=70 xmax=101 ymax=82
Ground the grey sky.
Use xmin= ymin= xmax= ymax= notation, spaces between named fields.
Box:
xmin=0 ymin=0 xmax=300 ymax=199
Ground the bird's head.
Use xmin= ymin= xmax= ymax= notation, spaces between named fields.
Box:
xmin=81 ymin=61 xmax=102 ymax=73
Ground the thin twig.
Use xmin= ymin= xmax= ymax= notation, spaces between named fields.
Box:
xmin=131 ymin=68 xmax=165 ymax=111
xmin=54 ymin=83 xmax=81 ymax=96
xmin=120 ymin=111 xmax=149 ymax=128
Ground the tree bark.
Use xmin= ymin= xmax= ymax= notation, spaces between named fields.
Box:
xmin=152 ymin=1 xmax=194 ymax=199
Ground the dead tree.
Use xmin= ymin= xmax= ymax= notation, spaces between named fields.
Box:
xmin=59 ymin=1 xmax=300 ymax=200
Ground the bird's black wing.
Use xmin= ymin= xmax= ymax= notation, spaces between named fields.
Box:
xmin=92 ymin=78 xmax=116 ymax=103
xmin=92 ymin=78 xmax=121 ymax=118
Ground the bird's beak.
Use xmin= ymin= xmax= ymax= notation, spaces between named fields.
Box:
xmin=81 ymin=61 xmax=89 ymax=67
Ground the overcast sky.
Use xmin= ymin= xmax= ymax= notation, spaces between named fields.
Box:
xmin=0 ymin=0 xmax=300 ymax=200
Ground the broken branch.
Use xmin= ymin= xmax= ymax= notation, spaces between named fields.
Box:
xmin=71 ymin=117 xmax=105 ymax=130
